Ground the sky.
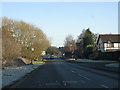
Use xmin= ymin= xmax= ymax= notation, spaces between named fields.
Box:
xmin=1 ymin=1 xmax=118 ymax=47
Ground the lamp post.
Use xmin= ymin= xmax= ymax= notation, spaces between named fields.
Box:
xmin=72 ymin=51 xmax=74 ymax=59
xmin=70 ymin=43 xmax=72 ymax=52
xmin=29 ymin=35 xmax=36 ymax=64
xmin=70 ymin=43 xmax=75 ymax=59
xmin=70 ymin=43 xmax=73 ymax=58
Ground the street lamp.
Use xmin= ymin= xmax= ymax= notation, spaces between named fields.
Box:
xmin=70 ymin=43 xmax=73 ymax=58
xmin=63 ymin=53 xmax=65 ymax=57
xmin=70 ymin=43 xmax=72 ymax=52
xmin=29 ymin=35 xmax=36 ymax=64
xmin=72 ymin=51 xmax=74 ymax=59
xmin=70 ymin=43 xmax=75 ymax=59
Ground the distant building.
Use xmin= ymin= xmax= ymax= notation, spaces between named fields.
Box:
xmin=58 ymin=47 xmax=65 ymax=56
xmin=41 ymin=51 xmax=46 ymax=56
xmin=97 ymin=34 xmax=120 ymax=52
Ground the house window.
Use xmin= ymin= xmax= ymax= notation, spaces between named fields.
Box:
xmin=118 ymin=43 xmax=120 ymax=48
xmin=107 ymin=41 xmax=114 ymax=48
xmin=111 ymin=43 xmax=114 ymax=47
xmin=107 ymin=43 xmax=110 ymax=48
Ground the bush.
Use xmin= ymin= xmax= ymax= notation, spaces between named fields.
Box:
xmin=84 ymin=45 xmax=94 ymax=58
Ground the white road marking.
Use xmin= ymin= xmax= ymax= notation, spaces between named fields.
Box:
xmin=62 ymin=80 xmax=78 ymax=86
xmin=78 ymin=74 xmax=90 ymax=80
xmin=100 ymin=84 xmax=110 ymax=88
xmin=71 ymin=70 xmax=76 ymax=73
xmin=45 ymin=81 xmax=60 ymax=86
xmin=65 ymin=81 xmax=78 ymax=83
xmin=83 ymin=77 xmax=90 ymax=80
xmin=45 ymin=83 xmax=58 ymax=85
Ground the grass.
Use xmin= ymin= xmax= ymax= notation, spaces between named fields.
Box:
xmin=33 ymin=59 xmax=47 ymax=64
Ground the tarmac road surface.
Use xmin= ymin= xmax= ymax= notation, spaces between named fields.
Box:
xmin=10 ymin=58 xmax=119 ymax=88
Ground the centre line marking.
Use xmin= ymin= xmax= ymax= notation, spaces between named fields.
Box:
xmin=71 ymin=70 xmax=76 ymax=73
xmin=100 ymin=84 xmax=110 ymax=89
xmin=78 ymin=74 xmax=90 ymax=80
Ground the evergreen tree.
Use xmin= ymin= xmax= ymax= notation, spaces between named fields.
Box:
xmin=83 ymin=28 xmax=95 ymax=58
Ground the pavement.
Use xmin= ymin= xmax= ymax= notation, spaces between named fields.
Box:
xmin=67 ymin=59 xmax=119 ymax=73
xmin=105 ymin=63 xmax=119 ymax=68
xmin=2 ymin=63 xmax=44 ymax=88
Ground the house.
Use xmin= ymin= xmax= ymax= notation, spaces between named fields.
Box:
xmin=97 ymin=34 xmax=120 ymax=52
xmin=41 ymin=51 xmax=46 ymax=56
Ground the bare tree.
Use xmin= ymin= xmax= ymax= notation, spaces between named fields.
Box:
xmin=64 ymin=35 xmax=76 ymax=52
xmin=2 ymin=19 xmax=21 ymax=67
xmin=2 ymin=17 xmax=50 ymax=66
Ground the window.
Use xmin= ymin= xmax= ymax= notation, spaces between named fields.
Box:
xmin=107 ymin=41 xmax=114 ymax=48
xmin=111 ymin=43 xmax=114 ymax=47
xmin=118 ymin=43 xmax=120 ymax=48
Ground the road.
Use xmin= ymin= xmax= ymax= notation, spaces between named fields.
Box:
xmin=11 ymin=58 xmax=119 ymax=88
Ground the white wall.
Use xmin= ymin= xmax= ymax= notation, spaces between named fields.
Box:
xmin=41 ymin=51 xmax=46 ymax=56
xmin=104 ymin=43 xmax=120 ymax=51
xmin=98 ymin=38 xmax=104 ymax=52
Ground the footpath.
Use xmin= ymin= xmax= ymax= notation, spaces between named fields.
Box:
xmin=1 ymin=63 xmax=44 ymax=89
xmin=67 ymin=59 xmax=119 ymax=73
